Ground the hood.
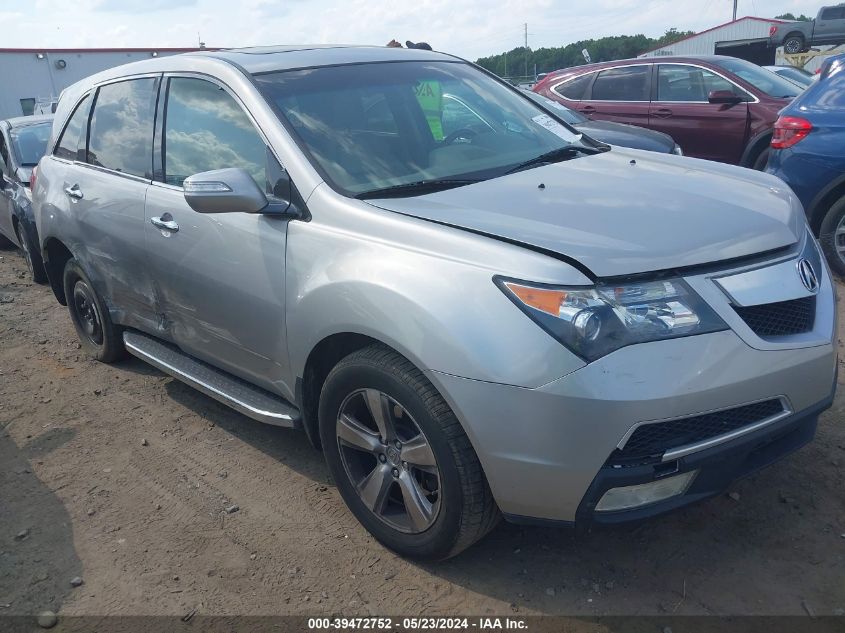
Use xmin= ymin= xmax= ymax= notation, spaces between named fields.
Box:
xmin=575 ymin=120 xmax=676 ymax=154
xmin=368 ymin=149 xmax=802 ymax=278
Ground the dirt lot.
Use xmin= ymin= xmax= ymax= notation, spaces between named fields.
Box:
xmin=1 ymin=244 xmax=844 ymax=620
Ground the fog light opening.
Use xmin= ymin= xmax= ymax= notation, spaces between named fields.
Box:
xmin=595 ymin=470 xmax=698 ymax=512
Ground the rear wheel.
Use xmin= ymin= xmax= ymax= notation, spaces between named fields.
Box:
xmin=784 ymin=34 xmax=806 ymax=54
xmin=818 ymin=196 xmax=845 ymax=278
xmin=14 ymin=221 xmax=47 ymax=284
xmin=63 ymin=259 xmax=125 ymax=362
xmin=319 ymin=344 xmax=499 ymax=560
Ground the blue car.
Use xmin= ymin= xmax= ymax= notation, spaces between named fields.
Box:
xmin=767 ymin=54 xmax=845 ymax=274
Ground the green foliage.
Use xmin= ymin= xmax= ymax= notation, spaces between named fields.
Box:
xmin=475 ymin=28 xmax=695 ymax=79
xmin=775 ymin=13 xmax=812 ymax=21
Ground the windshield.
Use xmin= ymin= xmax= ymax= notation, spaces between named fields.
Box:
xmin=772 ymin=67 xmax=813 ymax=88
xmin=521 ymin=90 xmax=588 ymax=125
xmin=712 ymin=58 xmax=802 ymax=98
xmin=254 ymin=61 xmax=588 ymax=197
xmin=11 ymin=122 xmax=52 ymax=167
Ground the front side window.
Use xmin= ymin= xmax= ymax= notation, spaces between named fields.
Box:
xmin=54 ymin=95 xmax=91 ymax=161
xmin=88 ymin=78 xmax=157 ymax=178
xmin=657 ymin=65 xmax=743 ymax=102
xmin=591 ymin=66 xmax=650 ymax=101
xmin=11 ymin=122 xmax=53 ymax=167
xmin=255 ymin=61 xmax=585 ymax=197
xmin=163 ymin=77 xmax=267 ymax=188
xmin=711 ymin=57 xmax=801 ymax=98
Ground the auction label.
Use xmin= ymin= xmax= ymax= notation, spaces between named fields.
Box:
xmin=308 ymin=617 xmax=528 ymax=630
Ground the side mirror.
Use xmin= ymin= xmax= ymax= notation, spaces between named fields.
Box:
xmin=183 ymin=167 xmax=268 ymax=214
xmin=708 ymin=90 xmax=743 ymax=105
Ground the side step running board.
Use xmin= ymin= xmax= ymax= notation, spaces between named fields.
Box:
xmin=123 ymin=331 xmax=300 ymax=428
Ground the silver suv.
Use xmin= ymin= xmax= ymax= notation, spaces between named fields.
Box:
xmin=33 ymin=45 xmax=837 ymax=560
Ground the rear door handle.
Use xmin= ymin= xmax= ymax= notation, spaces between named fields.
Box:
xmin=579 ymin=106 xmax=597 ymax=115
xmin=653 ymin=108 xmax=673 ymax=118
xmin=64 ymin=184 xmax=83 ymax=199
xmin=150 ymin=216 xmax=179 ymax=232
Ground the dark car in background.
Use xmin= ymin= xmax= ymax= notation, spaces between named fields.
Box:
xmin=521 ymin=90 xmax=683 ymax=155
xmin=767 ymin=54 xmax=845 ymax=274
xmin=0 ymin=115 xmax=52 ymax=283
xmin=763 ymin=65 xmax=816 ymax=89
xmin=534 ymin=55 xmax=802 ymax=169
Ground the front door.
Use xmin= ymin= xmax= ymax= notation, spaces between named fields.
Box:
xmin=577 ymin=64 xmax=652 ymax=127
xmin=143 ymin=76 xmax=292 ymax=395
xmin=649 ymin=64 xmax=749 ymax=164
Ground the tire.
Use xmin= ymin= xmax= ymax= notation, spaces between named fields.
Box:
xmin=751 ymin=147 xmax=770 ymax=171
xmin=784 ymin=34 xmax=806 ymax=54
xmin=319 ymin=344 xmax=499 ymax=560
xmin=14 ymin=221 xmax=48 ymax=284
xmin=63 ymin=259 xmax=125 ymax=362
xmin=818 ymin=196 xmax=845 ymax=278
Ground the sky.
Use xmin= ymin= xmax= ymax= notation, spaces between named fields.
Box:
xmin=0 ymin=0 xmax=827 ymax=61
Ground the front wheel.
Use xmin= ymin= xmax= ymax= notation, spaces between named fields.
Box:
xmin=784 ymin=35 xmax=806 ymax=54
xmin=319 ymin=345 xmax=499 ymax=560
xmin=818 ymin=196 xmax=845 ymax=278
xmin=63 ymin=259 xmax=125 ymax=362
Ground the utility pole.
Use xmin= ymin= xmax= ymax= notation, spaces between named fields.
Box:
xmin=524 ymin=22 xmax=529 ymax=81
xmin=732 ymin=0 xmax=738 ymax=21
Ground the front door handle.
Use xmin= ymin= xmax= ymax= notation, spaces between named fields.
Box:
xmin=64 ymin=184 xmax=83 ymax=199
xmin=150 ymin=216 xmax=179 ymax=232
xmin=653 ymin=107 xmax=673 ymax=118
xmin=579 ymin=106 xmax=597 ymax=115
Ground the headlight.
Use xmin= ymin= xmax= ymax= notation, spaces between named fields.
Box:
xmin=498 ymin=277 xmax=727 ymax=361
xmin=672 ymin=144 xmax=683 ymax=156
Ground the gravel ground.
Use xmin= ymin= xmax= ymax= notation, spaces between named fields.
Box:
xmin=1 ymin=244 xmax=844 ymax=619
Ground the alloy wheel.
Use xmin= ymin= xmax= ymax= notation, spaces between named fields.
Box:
xmin=336 ymin=388 xmax=441 ymax=534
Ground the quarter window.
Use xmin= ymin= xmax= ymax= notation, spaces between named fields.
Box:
xmin=553 ymin=73 xmax=593 ymax=100
xmin=163 ymin=77 xmax=267 ymax=188
xmin=54 ymin=95 xmax=91 ymax=162
xmin=591 ymin=66 xmax=650 ymax=101
xmin=88 ymin=78 xmax=157 ymax=178
xmin=657 ymin=65 xmax=742 ymax=102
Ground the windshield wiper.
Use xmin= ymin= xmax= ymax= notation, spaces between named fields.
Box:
xmin=354 ymin=179 xmax=481 ymax=200
xmin=505 ymin=145 xmax=606 ymax=175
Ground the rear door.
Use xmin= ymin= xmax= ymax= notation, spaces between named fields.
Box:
xmin=576 ymin=64 xmax=651 ymax=126
xmin=143 ymin=75 xmax=292 ymax=394
xmin=649 ymin=64 xmax=749 ymax=163
xmin=61 ymin=77 xmax=160 ymax=329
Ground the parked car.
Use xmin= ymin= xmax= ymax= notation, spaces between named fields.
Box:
xmin=767 ymin=54 xmax=845 ymax=275
xmin=533 ymin=55 xmax=802 ymax=168
xmin=769 ymin=5 xmax=845 ymax=54
xmin=0 ymin=114 xmax=51 ymax=283
xmin=34 ymin=46 xmax=836 ymax=560
xmin=521 ymin=89 xmax=683 ymax=154
xmin=763 ymin=64 xmax=816 ymax=88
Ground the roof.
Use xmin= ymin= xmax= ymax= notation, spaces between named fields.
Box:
xmin=640 ymin=16 xmax=790 ymax=55
xmin=3 ymin=114 xmax=53 ymax=128
xmin=544 ymin=54 xmax=741 ymax=79
xmin=194 ymin=44 xmax=457 ymax=73
xmin=0 ymin=47 xmax=211 ymax=54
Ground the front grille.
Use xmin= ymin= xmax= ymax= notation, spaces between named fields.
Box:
xmin=733 ymin=296 xmax=816 ymax=337
xmin=609 ymin=398 xmax=786 ymax=466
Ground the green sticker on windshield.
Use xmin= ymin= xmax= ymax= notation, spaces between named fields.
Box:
xmin=415 ymin=80 xmax=444 ymax=141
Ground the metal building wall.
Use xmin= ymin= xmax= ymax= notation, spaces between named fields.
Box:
xmin=638 ymin=18 xmax=782 ymax=58
xmin=0 ymin=49 xmax=199 ymax=120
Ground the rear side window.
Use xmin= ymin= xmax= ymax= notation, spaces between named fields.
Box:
xmin=591 ymin=66 xmax=650 ymax=101
xmin=553 ymin=73 xmax=592 ymax=100
xmin=54 ymin=95 xmax=91 ymax=161
xmin=163 ymin=77 xmax=267 ymax=188
xmin=818 ymin=73 xmax=845 ymax=107
xmin=88 ymin=78 xmax=157 ymax=178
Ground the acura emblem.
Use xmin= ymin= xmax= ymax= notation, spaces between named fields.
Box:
xmin=797 ymin=258 xmax=819 ymax=293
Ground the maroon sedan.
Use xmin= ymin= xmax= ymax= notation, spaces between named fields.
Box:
xmin=533 ymin=55 xmax=801 ymax=168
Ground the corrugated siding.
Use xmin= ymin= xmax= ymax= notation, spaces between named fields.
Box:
xmin=639 ymin=18 xmax=782 ymax=57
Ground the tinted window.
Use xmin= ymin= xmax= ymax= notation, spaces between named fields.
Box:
xmin=657 ymin=65 xmax=742 ymax=101
xmin=88 ymin=78 xmax=157 ymax=177
xmin=591 ymin=66 xmax=649 ymax=101
xmin=11 ymin=123 xmax=53 ymax=166
xmin=820 ymin=7 xmax=844 ymax=19
xmin=817 ymin=73 xmax=845 ymax=107
xmin=20 ymin=98 xmax=35 ymax=116
xmin=554 ymin=73 xmax=592 ymax=100
xmin=164 ymin=77 xmax=267 ymax=188
xmin=711 ymin=57 xmax=801 ymax=98
xmin=54 ymin=95 xmax=91 ymax=161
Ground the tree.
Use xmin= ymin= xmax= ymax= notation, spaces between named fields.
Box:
xmin=775 ymin=13 xmax=812 ymax=21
